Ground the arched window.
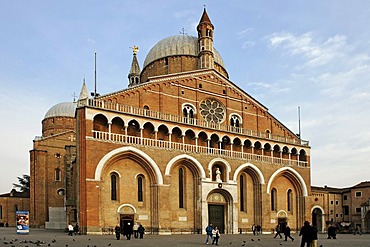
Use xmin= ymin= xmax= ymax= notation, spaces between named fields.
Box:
xmin=179 ymin=168 xmax=184 ymax=208
xmin=230 ymin=114 xmax=241 ymax=128
xmin=271 ymin=188 xmax=277 ymax=211
xmin=266 ymin=130 xmax=271 ymax=138
xmin=14 ymin=204 xmax=18 ymax=212
xmin=55 ymin=168 xmax=61 ymax=181
xmin=182 ymin=104 xmax=196 ymax=123
xmin=111 ymin=173 xmax=118 ymax=201
xmin=287 ymin=189 xmax=293 ymax=212
xmin=240 ymin=174 xmax=246 ymax=212
xmin=138 ymin=176 xmax=144 ymax=202
xmin=0 ymin=205 xmax=2 ymax=219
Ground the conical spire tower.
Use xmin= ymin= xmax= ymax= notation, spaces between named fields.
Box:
xmin=78 ymin=78 xmax=89 ymax=100
xmin=128 ymin=46 xmax=141 ymax=87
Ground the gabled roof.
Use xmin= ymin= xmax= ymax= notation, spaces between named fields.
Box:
xmin=0 ymin=189 xmax=29 ymax=198
xmin=352 ymin=181 xmax=370 ymax=188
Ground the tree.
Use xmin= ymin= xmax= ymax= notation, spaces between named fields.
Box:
xmin=13 ymin=174 xmax=30 ymax=193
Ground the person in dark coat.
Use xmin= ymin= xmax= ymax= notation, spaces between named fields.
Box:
xmin=74 ymin=223 xmax=79 ymax=235
xmin=205 ymin=223 xmax=213 ymax=244
xmin=299 ymin=221 xmax=313 ymax=247
xmin=327 ymin=224 xmax=337 ymax=239
xmin=274 ymin=224 xmax=282 ymax=238
xmin=114 ymin=225 xmax=121 ymax=240
xmin=284 ymin=224 xmax=294 ymax=241
xmin=311 ymin=225 xmax=318 ymax=247
xmin=125 ymin=222 xmax=133 ymax=240
xmin=138 ymin=224 xmax=145 ymax=239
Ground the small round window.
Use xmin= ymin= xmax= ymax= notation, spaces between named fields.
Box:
xmin=200 ymin=99 xmax=225 ymax=124
xmin=57 ymin=188 xmax=65 ymax=196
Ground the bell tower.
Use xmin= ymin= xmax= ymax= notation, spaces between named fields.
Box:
xmin=197 ymin=8 xmax=214 ymax=69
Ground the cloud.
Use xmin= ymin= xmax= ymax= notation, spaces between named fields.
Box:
xmin=237 ymin=27 xmax=254 ymax=37
xmin=266 ymin=32 xmax=350 ymax=69
xmin=242 ymin=41 xmax=255 ymax=49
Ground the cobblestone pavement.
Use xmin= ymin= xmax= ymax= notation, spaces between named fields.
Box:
xmin=0 ymin=228 xmax=369 ymax=247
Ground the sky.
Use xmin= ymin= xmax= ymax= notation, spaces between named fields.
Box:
xmin=1 ymin=0 xmax=369 ymax=194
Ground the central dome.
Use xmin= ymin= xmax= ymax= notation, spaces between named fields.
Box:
xmin=44 ymin=102 xmax=77 ymax=119
xmin=143 ymin=35 xmax=226 ymax=71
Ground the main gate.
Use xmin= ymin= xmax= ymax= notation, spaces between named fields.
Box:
xmin=208 ymin=205 xmax=224 ymax=233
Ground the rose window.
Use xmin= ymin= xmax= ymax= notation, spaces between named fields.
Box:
xmin=200 ymin=99 xmax=225 ymax=123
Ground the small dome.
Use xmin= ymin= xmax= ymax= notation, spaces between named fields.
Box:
xmin=143 ymin=35 xmax=225 ymax=70
xmin=44 ymin=102 xmax=77 ymax=119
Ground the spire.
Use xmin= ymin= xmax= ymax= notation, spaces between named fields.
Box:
xmin=128 ymin=46 xmax=141 ymax=87
xmin=199 ymin=7 xmax=213 ymax=26
xmin=78 ymin=78 xmax=89 ymax=100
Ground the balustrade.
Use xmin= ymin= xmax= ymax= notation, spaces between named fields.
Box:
xmin=91 ymin=130 xmax=309 ymax=168
xmin=78 ymin=98 xmax=309 ymax=147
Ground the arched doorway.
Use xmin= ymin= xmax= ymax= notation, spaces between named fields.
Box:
xmin=119 ymin=205 xmax=135 ymax=236
xmin=312 ymin=208 xmax=323 ymax=232
xmin=207 ymin=190 xmax=233 ymax=234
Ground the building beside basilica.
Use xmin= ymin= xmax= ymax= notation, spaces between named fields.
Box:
xmin=27 ymin=9 xmax=369 ymax=234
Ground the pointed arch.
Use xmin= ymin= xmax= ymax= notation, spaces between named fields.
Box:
xmin=165 ymin=154 xmax=206 ymax=179
xmin=94 ymin=146 xmax=163 ymax=185
xmin=266 ymin=167 xmax=308 ymax=196
xmin=233 ymin=163 xmax=265 ymax=184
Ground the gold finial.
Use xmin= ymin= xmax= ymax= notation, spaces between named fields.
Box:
xmin=130 ymin=46 xmax=139 ymax=55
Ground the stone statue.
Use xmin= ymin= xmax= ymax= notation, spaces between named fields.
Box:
xmin=215 ymin=168 xmax=222 ymax=181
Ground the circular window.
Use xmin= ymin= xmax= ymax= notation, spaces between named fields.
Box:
xmin=200 ymin=99 xmax=225 ymax=123
xmin=57 ymin=188 xmax=65 ymax=196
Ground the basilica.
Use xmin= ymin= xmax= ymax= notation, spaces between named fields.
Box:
xmin=27 ymin=8 xmax=369 ymax=234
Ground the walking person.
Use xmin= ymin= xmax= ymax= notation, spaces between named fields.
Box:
xmin=74 ymin=223 xmax=79 ymax=235
xmin=274 ymin=224 xmax=282 ymax=239
xmin=256 ymin=225 xmax=261 ymax=235
xmin=252 ymin=224 xmax=256 ymax=235
xmin=354 ymin=225 xmax=362 ymax=235
xmin=299 ymin=221 xmax=313 ymax=247
xmin=212 ymin=226 xmax=220 ymax=245
xmin=133 ymin=222 xmax=139 ymax=238
xmin=114 ymin=225 xmax=121 ymax=240
xmin=125 ymin=222 xmax=133 ymax=240
xmin=205 ymin=223 xmax=213 ymax=244
xmin=311 ymin=225 xmax=318 ymax=247
xmin=284 ymin=224 xmax=294 ymax=241
xmin=138 ymin=224 xmax=145 ymax=239
xmin=68 ymin=223 xmax=74 ymax=236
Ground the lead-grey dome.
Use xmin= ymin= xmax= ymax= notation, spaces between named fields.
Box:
xmin=143 ymin=35 xmax=226 ymax=69
xmin=44 ymin=102 xmax=77 ymax=119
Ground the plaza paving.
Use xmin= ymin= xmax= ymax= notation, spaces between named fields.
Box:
xmin=0 ymin=228 xmax=369 ymax=247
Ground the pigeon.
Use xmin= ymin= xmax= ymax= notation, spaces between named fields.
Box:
xmin=251 ymin=238 xmax=254 ymax=241
xmin=108 ymin=244 xmax=111 ymax=246
xmin=258 ymin=239 xmax=260 ymax=241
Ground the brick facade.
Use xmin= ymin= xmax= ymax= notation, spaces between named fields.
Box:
xmin=26 ymin=8 xmax=369 ymax=235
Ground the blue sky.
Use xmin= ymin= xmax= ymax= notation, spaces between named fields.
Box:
xmin=1 ymin=0 xmax=369 ymax=193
